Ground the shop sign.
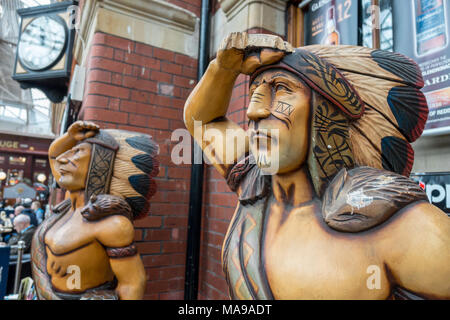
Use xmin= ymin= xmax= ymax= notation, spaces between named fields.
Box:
xmin=0 ymin=140 xmax=19 ymax=149
xmin=410 ymin=172 xmax=450 ymax=216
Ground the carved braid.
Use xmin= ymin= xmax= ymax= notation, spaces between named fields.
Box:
xmin=31 ymin=199 xmax=71 ymax=300
xmin=226 ymin=155 xmax=256 ymax=192
xmin=226 ymin=154 xmax=271 ymax=205
xmin=85 ymin=144 xmax=116 ymax=201
xmin=308 ymin=92 xmax=355 ymax=196
xmin=106 ymin=243 xmax=138 ymax=258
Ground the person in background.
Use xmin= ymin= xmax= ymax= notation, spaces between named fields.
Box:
xmin=31 ymin=201 xmax=44 ymax=225
xmin=0 ymin=214 xmax=36 ymax=255
xmin=21 ymin=199 xmax=38 ymax=227
xmin=12 ymin=205 xmax=24 ymax=219
xmin=4 ymin=205 xmax=25 ymax=242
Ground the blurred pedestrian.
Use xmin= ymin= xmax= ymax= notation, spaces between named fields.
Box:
xmin=31 ymin=201 xmax=44 ymax=225
xmin=15 ymin=201 xmax=38 ymax=227
xmin=0 ymin=214 xmax=36 ymax=254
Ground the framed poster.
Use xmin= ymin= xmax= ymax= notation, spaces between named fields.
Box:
xmin=410 ymin=172 xmax=450 ymax=216
xmin=303 ymin=0 xmax=359 ymax=45
xmin=394 ymin=0 xmax=450 ymax=135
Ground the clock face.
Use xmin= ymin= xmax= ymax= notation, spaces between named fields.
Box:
xmin=17 ymin=15 xmax=67 ymax=71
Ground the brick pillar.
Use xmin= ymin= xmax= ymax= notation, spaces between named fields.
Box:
xmin=79 ymin=31 xmax=198 ymax=300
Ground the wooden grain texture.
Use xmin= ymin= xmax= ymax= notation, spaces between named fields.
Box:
xmin=184 ymin=32 xmax=449 ymax=300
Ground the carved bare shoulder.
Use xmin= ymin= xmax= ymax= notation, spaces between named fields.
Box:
xmin=95 ymin=214 xmax=135 ymax=248
xmin=379 ymin=201 xmax=450 ymax=299
xmin=395 ymin=200 xmax=450 ymax=228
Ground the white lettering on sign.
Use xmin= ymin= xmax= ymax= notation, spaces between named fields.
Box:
xmin=447 ymin=185 xmax=450 ymax=209
xmin=425 ymin=184 xmax=450 ymax=209
xmin=424 ymin=73 xmax=450 ymax=87
xmin=311 ymin=0 xmax=332 ymax=12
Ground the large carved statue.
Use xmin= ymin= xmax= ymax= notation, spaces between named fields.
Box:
xmin=31 ymin=121 xmax=159 ymax=300
xmin=184 ymin=33 xmax=450 ymax=299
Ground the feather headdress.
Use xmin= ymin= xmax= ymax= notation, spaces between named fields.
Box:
xmin=251 ymin=45 xmax=428 ymax=196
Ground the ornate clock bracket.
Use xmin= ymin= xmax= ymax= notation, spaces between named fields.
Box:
xmin=12 ymin=1 xmax=77 ymax=103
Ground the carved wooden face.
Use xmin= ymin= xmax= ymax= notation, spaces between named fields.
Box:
xmin=55 ymin=142 xmax=92 ymax=191
xmin=248 ymin=69 xmax=311 ymax=174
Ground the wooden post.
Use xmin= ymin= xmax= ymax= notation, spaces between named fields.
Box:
xmin=371 ymin=0 xmax=380 ymax=49
xmin=287 ymin=0 xmax=305 ymax=47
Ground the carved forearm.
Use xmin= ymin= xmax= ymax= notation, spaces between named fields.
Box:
xmin=110 ymin=255 xmax=146 ymax=300
xmin=183 ymin=59 xmax=239 ymax=134
xmin=48 ymin=132 xmax=77 ymax=159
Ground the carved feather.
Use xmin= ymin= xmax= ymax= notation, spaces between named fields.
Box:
xmin=322 ymin=166 xmax=428 ymax=232
xmin=306 ymin=45 xmax=423 ymax=88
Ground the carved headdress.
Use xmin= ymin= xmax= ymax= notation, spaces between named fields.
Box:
xmin=84 ymin=129 xmax=159 ymax=220
xmin=251 ymin=45 xmax=428 ymax=197
xmin=244 ymin=45 xmax=429 ymax=232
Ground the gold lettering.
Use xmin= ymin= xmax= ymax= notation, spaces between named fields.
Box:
xmin=0 ymin=140 xmax=20 ymax=149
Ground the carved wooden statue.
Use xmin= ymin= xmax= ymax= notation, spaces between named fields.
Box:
xmin=31 ymin=121 xmax=159 ymax=300
xmin=184 ymin=32 xmax=450 ymax=299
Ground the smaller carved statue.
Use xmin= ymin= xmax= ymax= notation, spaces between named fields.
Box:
xmin=31 ymin=121 xmax=159 ymax=300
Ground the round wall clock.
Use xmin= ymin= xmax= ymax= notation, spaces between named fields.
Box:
xmin=17 ymin=15 xmax=67 ymax=71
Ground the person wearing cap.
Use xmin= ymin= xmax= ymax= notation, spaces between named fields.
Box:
xmin=183 ymin=32 xmax=450 ymax=300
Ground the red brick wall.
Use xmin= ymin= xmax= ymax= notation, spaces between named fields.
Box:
xmin=78 ymin=31 xmax=197 ymax=300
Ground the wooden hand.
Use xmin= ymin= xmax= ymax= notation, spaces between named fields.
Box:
xmin=48 ymin=121 xmax=99 ymax=185
xmin=216 ymin=32 xmax=293 ymax=75
xmin=67 ymin=120 xmax=99 ymax=141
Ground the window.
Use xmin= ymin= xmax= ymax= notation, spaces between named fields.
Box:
xmin=9 ymin=156 xmax=27 ymax=166
xmin=360 ymin=0 xmax=393 ymax=51
xmin=0 ymin=0 xmax=58 ymax=137
xmin=35 ymin=158 xmax=47 ymax=169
